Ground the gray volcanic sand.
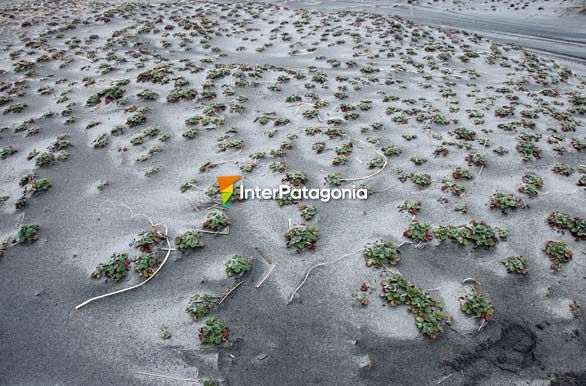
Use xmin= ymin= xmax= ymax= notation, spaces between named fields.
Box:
xmin=0 ymin=0 xmax=585 ymax=385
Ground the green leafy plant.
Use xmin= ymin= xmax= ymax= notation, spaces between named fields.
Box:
xmin=203 ymin=211 xmax=231 ymax=231
xmin=465 ymin=153 xmax=487 ymax=166
xmin=225 ymin=255 xmax=252 ymax=277
xmin=0 ymin=146 xmax=17 ymax=160
xmin=381 ymin=274 xmax=446 ymax=340
xmin=133 ymin=228 xmax=163 ymax=253
xmin=410 ymin=173 xmax=431 ymax=188
xmin=198 ymin=316 xmax=229 ymax=345
xmin=403 ymin=221 xmax=433 ymax=242
xmin=299 ymin=203 xmax=317 ymax=220
xmin=544 ymin=240 xmax=573 ymax=271
xmin=18 ymin=224 xmax=40 ymax=242
xmin=175 ymin=230 xmax=204 ymax=250
xmin=186 ymin=294 xmax=217 ymax=321
xmin=398 ymin=200 xmax=421 ymax=215
xmin=285 ymin=225 xmax=319 ymax=251
xmin=363 ymin=240 xmax=400 ymax=266
xmin=517 ymin=174 xmax=543 ymax=197
xmin=91 ymin=253 xmax=131 ymax=281
xmin=552 ymin=163 xmax=574 ymax=176
xmin=35 ymin=152 xmax=55 ymax=167
xmin=367 ymin=156 xmax=385 ymax=169
xmin=547 ymin=212 xmax=586 ymax=240
xmin=282 ymin=171 xmax=308 ymax=186
xmin=452 ymin=167 xmax=472 ymax=180
xmin=501 ymin=256 xmax=528 ymax=275
xmin=133 ymin=253 xmax=160 ymax=278
xmin=159 ymin=325 xmax=171 ymax=340
xmin=459 ymin=292 xmax=494 ymax=321
xmin=31 ymin=178 xmax=51 ymax=193
xmin=489 ymin=192 xmax=526 ymax=213
xmin=86 ymin=87 xmax=125 ymax=106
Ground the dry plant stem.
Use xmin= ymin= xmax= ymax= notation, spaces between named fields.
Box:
xmin=75 ymin=202 xmax=172 ymax=310
xmin=288 ymin=249 xmax=362 ymax=304
xmin=218 ymin=281 xmax=243 ymax=305
xmin=341 ymin=138 xmax=388 ymax=182
xmin=436 ymin=373 xmax=454 ymax=385
xmin=256 ymin=264 xmax=276 ymax=288
xmin=194 ymin=226 xmax=230 ymax=235
xmin=136 ymin=370 xmax=198 ymax=383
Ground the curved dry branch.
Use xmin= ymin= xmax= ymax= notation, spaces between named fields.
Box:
xmin=341 ymin=139 xmax=388 ymax=182
xmin=288 ymin=249 xmax=361 ymax=304
xmin=75 ymin=203 xmax=172 ymax=310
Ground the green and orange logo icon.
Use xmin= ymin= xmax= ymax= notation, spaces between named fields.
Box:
xmin=218 ymin=176 xmax=241 ymax=208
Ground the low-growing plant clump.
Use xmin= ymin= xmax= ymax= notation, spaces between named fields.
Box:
xmin=198 ymin=316 xmax=229 ymax=345
xmin=459 ymin=291 xmax=494 ymax=321
xmin=363 ymin=240 xmax=400 ymax=266
xmin=381 ymin=274 xmax=447 ymax=340
xmin=91 ymin=253 xmax=131 ymax=281
xmin=175 ymin=230 xmax=204 ymax=251
xmin=285 ymin=225 xmax=319 ymax=251
xmin=225 ymin=255 xmax=252 ymax=277
xmin=501 ymin=256 xmax=528 ymax=275
xmin=186 ymin=294 xmax=218 ymax=321
xmin=544 ymin=240 xmax=573 ymax=271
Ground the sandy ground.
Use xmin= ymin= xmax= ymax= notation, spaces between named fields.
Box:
xmin=0 ymin=0 xmax=585 ymax=385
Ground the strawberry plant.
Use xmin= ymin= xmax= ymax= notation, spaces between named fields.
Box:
xmin=312 ymin=141 xmax=326 ymax=153
xmin=411 ymin=173 xmax=431 ymax=188
xmin=544 ymin=240 xmax=573 ymax=271
xmin=367 ymin=156 xmax=385 ymax=169
xmin=453 ymin=127 xmax=476 ymax=140
xmin=203 ymin=211 xmax=231 ymax=231
xmin=382 ymin=145 xmax=402 ymax=156
xmin=199 ymin=316 xmax=229 ymax=345
xmin=91 ymin=253 xmax=131 ymax=281
xmin=403 ymin=221 xmax=433 ymax=242
xmin=137 ymin=66 xmax=172 ymax=84
xmin=133 ymin=228 xmax=163 ymax=253
xmin=459 ymin=292 xmax=494 ymax=321
xmin=0 ymin=146 xmax=17 ymax=159
xmin=489 ymin=192 xmax=526 ymax=213
xmin=501 ymin=256 xmax=528 ymax=275
xmin=285 ymin=225 xmax=319 ymax=251
xmin=326 ymin=173 xmax=342 ymax=186
xmin=452 ymin=167 xmax=472 ymax=180
xmin=463 ymin=221 xmax=500 ymax=248
xmin=35 ymin=152 xmax=55 ymax=167
xmin=552 ymin=163 xmax=574 ymax=176
xmin=18 ymin=224 xmax=40 ymax=242
xmin=175 ymin=230 xmax=204 ymax=250
xmin=299 ymin=203 xmax=317 ymax=220
xmin=282 ymin=171 xmax=308 ymax=186
xmin=133 ymin=254 xmax=160 ymax=279
xmin=398 ymin=200 xmax=421 ymax=215
xmin=381 ymin=274 xmax=446 ymax=340
xmin=435 ymin=221 xmax=506 ymax=248
xmin=363 ymin=240 xmax=400 ymax=266
xmin=465 ymin=153 xmax=487 ymax=166
xmin=186 ymin=294 xmax=217 ymax=321
xmin=225 ymin=255 xmax=252 ymax=277
xmin=517 ymin=174 xmax=543 ymax=197
xmin=547 ymin=212 xmax=586 ymax=240
xmin=86 ymin=87 xmax=125 ymax=106
xmin=441 ymin=180 xmax=465 ymax=196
